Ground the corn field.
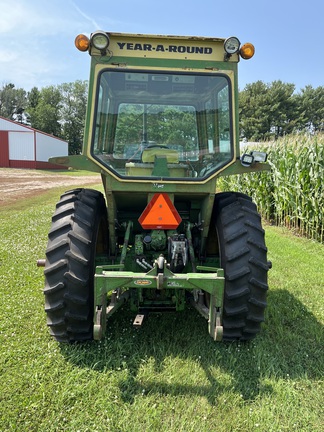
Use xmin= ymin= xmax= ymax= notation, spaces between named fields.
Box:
xmin=218 ymin=134 xmax=324 ymax=243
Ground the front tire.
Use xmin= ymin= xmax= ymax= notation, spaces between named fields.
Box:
xmin=43 ymin=188 xmax=108 ymax=342
xmin=214 ymin=192 xmax=270 ymax=341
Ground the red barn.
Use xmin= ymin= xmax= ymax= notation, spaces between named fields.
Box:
xmin=0 ymin=116 xmax=68 ymax=169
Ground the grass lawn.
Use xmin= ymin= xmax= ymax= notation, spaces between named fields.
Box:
xmin=0 ymin=186 xmax=323 ymax=431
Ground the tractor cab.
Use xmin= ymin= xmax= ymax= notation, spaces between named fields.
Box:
xmin=59 ymin=32 xmax=263 ymax=183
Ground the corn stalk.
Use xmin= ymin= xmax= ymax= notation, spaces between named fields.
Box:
xmin=218 ymin=134 xmax=324 ymax=243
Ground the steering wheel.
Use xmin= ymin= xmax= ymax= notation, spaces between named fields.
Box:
xmin=146 ymin=144 xmax=170 ymax=149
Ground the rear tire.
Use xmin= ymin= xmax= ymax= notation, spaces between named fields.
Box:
xmin=213 ymin=192 xmax=270 ymax=341
xmin=43 ymin=188 xmax=108 ymax=342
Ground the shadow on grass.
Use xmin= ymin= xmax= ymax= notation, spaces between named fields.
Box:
xmin=59 ymin=289 xmax=323 ymax=405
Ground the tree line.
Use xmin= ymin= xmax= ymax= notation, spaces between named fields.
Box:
xmin=0 ymin=80 xmax=323 ymax=154
xmin=239 ymin=81 xmax=323 ymax=141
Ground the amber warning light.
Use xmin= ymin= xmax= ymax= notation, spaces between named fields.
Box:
xmin=75 ymin=34 xmax=90 ymax=52
xmin=138 ymin=193 xmax=182 ymax=230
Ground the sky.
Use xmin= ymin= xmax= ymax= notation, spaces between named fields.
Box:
xmin=0 ymin=0 xmax=323 ymax=93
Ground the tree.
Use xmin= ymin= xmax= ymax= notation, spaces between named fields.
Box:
xmin=267 ymin=80 xmax=296 ymax=137
xmin=27 ymin=87 xmax=40 ymax=109
xmin=296 ymin=85 xmax=324 ymax=133
xmin=28 ymin=86 xmax=62 ymax=136
xmin=239 ymin=80 xmax=297 ymax=140
xmin=0 ymin=83 xmax=28 ymax=120
xmin=59 ymin=81 xmax=88 ymax=154
xmin=239 ymin=81 xmax=271 ymax=141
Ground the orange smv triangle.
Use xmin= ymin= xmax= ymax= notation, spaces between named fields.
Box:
xmin=138 ymin=193 xmax=182 ymax=230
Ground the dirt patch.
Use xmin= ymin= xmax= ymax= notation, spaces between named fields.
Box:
xmin=0 ymin=168 xmax=101 ymax=206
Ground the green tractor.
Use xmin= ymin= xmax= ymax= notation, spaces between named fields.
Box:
xmin=43 ymin=31 xmax=271 ymax=343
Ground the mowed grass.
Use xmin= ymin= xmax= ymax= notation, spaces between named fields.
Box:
xmin=0 ymin=186 xmax=323 ymax=432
